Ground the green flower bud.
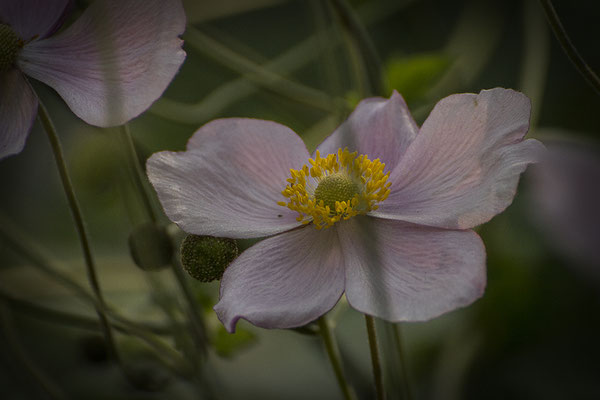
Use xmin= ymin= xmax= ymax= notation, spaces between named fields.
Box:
xmin=180 ymin=235 xmax=238 ymax=282
xmin=128 ymin=223 xmax=174 ymax=271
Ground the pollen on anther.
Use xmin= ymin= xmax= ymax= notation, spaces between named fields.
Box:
xmin=278 ymin=147 xmax=391 ymax=229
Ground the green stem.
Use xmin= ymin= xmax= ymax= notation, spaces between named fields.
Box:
xmin=317 ymin=316 xmax=357 ymax=400
xmin=0 ymin=289 xmax=172 ymax=336
xmin=1 ymin=293 xmax=189 ymax=375
xmin=0 ymin=213 xmax=97 ymax=304
xmin=118 ymin=124 xmax=209 ymax=357
xmin=0 ymin=290 xmax=104 ymax=332
xmin=0 ymin=213 xmax=168 ymax=332
xmin=365 ymin=315 xmax=385 ymax=400
xmin=150 ymin=1 xmax=409 ymax=124
xmin=0 ymin=214 xmax=192 ymax=374
xmin=539 ymin=0 xmax=600 ymax=95
xmin=37 ymin=102 xmax=120 ymax=365
xmin=392 ymin=324 xmax=413 ymax=400
xmin=0 ymin=304 xmax=68 ymax=400
xmin=171 ymin=257 xmax=208 ymax=357
xmin=329 ymin=0 xmax=386 ymax=96
xmin=120 ymin=124 xmax=156 ymax=223
xmin=520 ymin=0 xmax=550 ymax=129
xmin=183 ymin=26 xmax=345 ymax=112
xmin=311 ymin=0 xmax=346 ymax=118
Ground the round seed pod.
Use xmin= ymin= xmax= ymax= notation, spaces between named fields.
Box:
xmin=0 ymin=24 xmax=21 ymax=72
xmin=180 ymin=235 xmax=238 ymax=282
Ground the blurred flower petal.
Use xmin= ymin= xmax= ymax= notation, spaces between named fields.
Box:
xmin=214 ymin=225 xmax=344 ymax=333
xmin=18 ymin=0 xmax=186 ymax=127
xmin=0 ymin=70 xmax=38 ymax=159
xmin=529 ymin=139 xmax=600 ymax=270
xmin=373 ymin=88 xmax=544 ymax=229
xmin=316 ymin=90 xmax=418 ymax=172
xmin=339 ymin=216 xmax=486 ymax=321
xmin=0 ymin=0 xmax=72 ymax=40
xmin=147 ymin=119 xmax=309 ymax=239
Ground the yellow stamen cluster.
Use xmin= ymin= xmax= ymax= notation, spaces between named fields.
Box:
xmin=278 ymin=148 xmax=391 ymax=229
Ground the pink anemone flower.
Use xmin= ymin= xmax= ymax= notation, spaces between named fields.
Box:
xmin=147 ymin=88 xmax=544 ymax=333
xmin=0 ymin=0 xmax=186 ymax=159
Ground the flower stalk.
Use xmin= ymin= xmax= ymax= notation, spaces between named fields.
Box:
xmin=317 ymin=316 xmax=357 ymax=400
xmin=539 ymin=0 xmax=600 ymax=95
xmin=328 ymin=3 xmax=408 ymax=398
xmin=120 ymin=124 xmax=157 ymax=223
xmin=328 ymin=0 xmax=386 ymax=96
xmin=392 ymin=324 xmax=413 ymax=400
xmin=38 ymin=102 xmax=121 ymax=365
xmin=119 ymin=124 xmax=209 ymax=356
xmin=365 ymin=315 xmax=385 ymax=400
xmin=183 ymin=26 xmax=345 ymax=113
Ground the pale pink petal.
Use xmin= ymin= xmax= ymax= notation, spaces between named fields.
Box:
xmin=529 ymin=140 xmax=600 ymax=270
xmin=315 ymin=91 xmax=418 ymax=170
xmin=147 ymin=119 xmax=310 ymax=239
xmin=338 ymin=216 xmax=486 ymax=322
xmin=0 ymin=70 xmax=38 ymax=159
xmin=18 ymin=0 xmax=186 ymax=127
xmin=214 ymin=226 xmax=344 ymax=333
xmin=0 ymin=0 xmax=72 ymax=40
xmin=373 ymin=88 xmax=544 ymax=229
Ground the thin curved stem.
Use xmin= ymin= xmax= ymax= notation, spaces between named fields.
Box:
xmin=392 ymin=324 xmax=413 ymax=400
xmin=0 ymin=289 xmax=172 ymax=336
xmin=365 ymin=315 xmax=385 ymax=400
xmin=520 ymin=0 xmax=550 ymax=129
xmin=329 ymin=0 xmax=386 ymax=96
xmin=171 ymin=257 xmax=208 ymax=357
xmin=38 ymin=102 xmax=120 ymax=365
xmin=150 ymin=0 xmax=409 ymax=124
xmin=120 ymin=124 xmax=156 ymax=223
xmin=0 ymin=213 xmax=97 ymax=304
xmin=0 ymin=212 xmax=170 ymax=332
xmin=118 ymin=124 xmax=209 ymax=357
xmin=310 ymin=0 xmax=346 ymax=118
xmin=539 ymin=0 xmax=600 ymax=95
xmin=0 ymin=213 xmax=192 ymax=374
xmin=184 ymin=26 xmax=345 ymax=113
xmin=317 ymin=316 xmax=357 ymax=400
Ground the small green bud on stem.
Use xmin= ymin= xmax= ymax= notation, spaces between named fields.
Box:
xmin=128 ymin=223 xmax=174 ymax=271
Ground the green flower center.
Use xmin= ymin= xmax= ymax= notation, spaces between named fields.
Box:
xmin=314 ymin=172 xmax=360 ymax=211
xmin=0 ymin=23 xmax=21 ymax=72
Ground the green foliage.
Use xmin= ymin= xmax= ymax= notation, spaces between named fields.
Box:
xmin=70 ymin=132 xmax=122 ymax=206
xmin=212 ymin=325 xmax=257 ymax=358
xmin=386 ymin=53 xmax=451 ymax=103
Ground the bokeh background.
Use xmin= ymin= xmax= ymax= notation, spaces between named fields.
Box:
xmin=1 ymin=0 xmax=599 ymax=399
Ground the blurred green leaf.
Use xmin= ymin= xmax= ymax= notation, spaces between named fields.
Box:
xmin=386 ymin=53 xmax=451 ymax=103
xmin=70 ymin=131 xmax=121 ymax=206
xmin=212 ymin=325 xmax=257 ymax=358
